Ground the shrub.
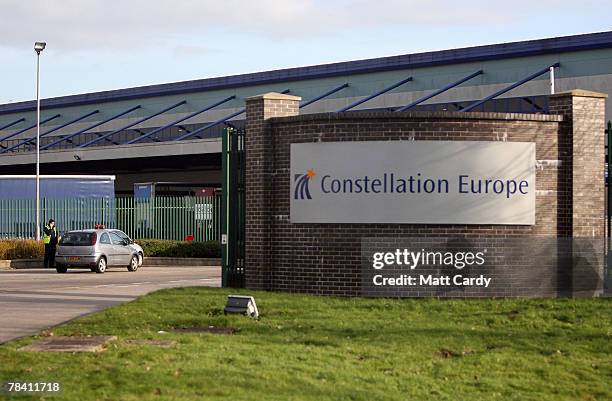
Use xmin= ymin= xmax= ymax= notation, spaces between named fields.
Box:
xmin=136 ymin=239 xmax=220 ymax=258
xmin=0 ymin=239 xmax=220 ymax=260
xmin=0 ymin=239 xmax=45 ymax=260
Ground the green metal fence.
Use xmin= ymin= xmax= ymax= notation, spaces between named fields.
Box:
xmin=0 ymin=196 xmax=221 ymax=241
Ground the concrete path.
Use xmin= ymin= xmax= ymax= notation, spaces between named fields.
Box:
xmin=0 ymin=266 xmax=220 ymax=344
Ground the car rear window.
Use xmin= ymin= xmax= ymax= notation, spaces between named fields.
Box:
xmin=59 ymin=232 xmax=93 ymax=246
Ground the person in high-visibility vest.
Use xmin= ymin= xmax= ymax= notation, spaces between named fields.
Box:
xmin=43 ymin=219 xmax=58 ymax=269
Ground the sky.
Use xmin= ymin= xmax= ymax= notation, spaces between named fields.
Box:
xmin=0 ymin=0 xmax=610 ymax=104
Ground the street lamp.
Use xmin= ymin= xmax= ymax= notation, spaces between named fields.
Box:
xmin=34 ymin=41 xmax=46 ymax=241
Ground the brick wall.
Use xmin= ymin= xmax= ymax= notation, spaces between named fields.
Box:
xmin=244 ymin=93 xmax=301 ymax=290
xmin=244 ymin=91 xmax=606 ymax=297
xmin=549 ymin=90 xmax=607 ymax=295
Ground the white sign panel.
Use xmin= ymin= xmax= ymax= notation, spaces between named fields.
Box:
xmin=290 ymin=140 xmax=535 ymax=225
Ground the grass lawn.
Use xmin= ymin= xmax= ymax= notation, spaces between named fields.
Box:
xmin=0 ymin=288 xmax=610 ymax=401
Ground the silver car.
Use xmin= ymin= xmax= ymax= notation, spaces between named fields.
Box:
xmin=55 ymin=229 xmax=144 ymax=274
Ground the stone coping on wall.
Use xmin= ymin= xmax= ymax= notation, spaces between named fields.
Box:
xmin=269 ymin=110 xmax=564 ymax=124
xmin=549 ymin=89 xmax=608 ymax=99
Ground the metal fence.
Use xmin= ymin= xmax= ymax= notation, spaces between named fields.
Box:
xmin=0 ymin=195 xmax=221 ymax=241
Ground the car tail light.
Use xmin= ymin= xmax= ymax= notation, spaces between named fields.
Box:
xmin=90 ymin=232 xmax=97 ymax=245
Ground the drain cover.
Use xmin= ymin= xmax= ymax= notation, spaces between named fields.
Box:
xmin=125 ymin=339 xmax=175 ymax=348
xmin=19 ymin=336 xmax=117 ymax=352
xmin=172 ymin=326 xmax=236 ymax=334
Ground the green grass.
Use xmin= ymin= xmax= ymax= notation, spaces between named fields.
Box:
xmin=0 ymin=288 xmax=610 ymax=401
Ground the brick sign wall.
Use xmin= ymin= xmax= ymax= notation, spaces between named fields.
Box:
xmin=244 ymin=91 xmax=606 ymax=297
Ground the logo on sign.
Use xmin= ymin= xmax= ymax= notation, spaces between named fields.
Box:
xmin=294 ymin=168 xmax=316 ymax=200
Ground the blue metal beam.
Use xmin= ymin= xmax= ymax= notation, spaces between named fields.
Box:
xmin=0 ymin=118 xmax=25 ymax=131
xmin=174 ymin=109 xmax=244 ymax=141
xmin=336 ymin=77 xmax=412 ymax=112
xmin=175 ymin=89 xmax=290 ymax=141
xmin=125 ymin=96 xmax=236 ymax=145
xmin=0 ymin=114 xmax=61 ymax=148
xmin=79 ymin=100 xmax=187 ymax=148
xmin=521 ymin=96 xmax=544 ymax=112
xmin=1 ymin=110 xmax=100 ymax=154
xmin=42 ymin=106 xmax=141 ymax=150
xmin=395 ymin=70 xmax=483 ymax=112
xmin=300 ymin=83 xmax=349 ymax=109
xmin=460 ymin=63 xmax=560 ymax=112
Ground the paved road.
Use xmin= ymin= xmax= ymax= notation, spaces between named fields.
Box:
xmin=0 ymin=266 xmax=220 ymax=344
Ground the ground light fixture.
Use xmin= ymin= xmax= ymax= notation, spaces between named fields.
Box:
xmin=34 ymin=41 xmax=46 ymax=240
xmin=224 ymin=295 xmax=259 ymax=318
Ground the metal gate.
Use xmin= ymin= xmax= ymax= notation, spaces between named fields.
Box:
xmin=221 ymin=127 xmax=246 ymax=287
xmin=606 ymin=120 xmax=612 ymax=293
xmin=607 ymin=120 xmax=611 ymax=241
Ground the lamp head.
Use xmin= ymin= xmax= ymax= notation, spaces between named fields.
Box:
xmin=34 ymin=42 xmax=46 ymax=54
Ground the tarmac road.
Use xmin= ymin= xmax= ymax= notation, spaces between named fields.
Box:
xmin=0 ymin=266 xmax=220 ymax=344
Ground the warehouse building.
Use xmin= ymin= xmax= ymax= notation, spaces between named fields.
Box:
xmin=0 ymin=31 xmax=611 ymax=194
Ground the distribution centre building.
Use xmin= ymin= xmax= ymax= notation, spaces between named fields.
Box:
xmin=0 ymin=31 xmax=611 ymax=193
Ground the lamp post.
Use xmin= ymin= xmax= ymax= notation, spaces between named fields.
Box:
xmin=34 ymin=41 xmax=46 ymax=241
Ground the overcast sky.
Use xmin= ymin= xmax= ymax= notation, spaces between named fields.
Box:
xmin=0 ymin=0 xmax=609 ymax=104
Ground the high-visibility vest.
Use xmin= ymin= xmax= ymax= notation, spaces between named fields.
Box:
xmin=43 ymin=225 xmax=55 ymax=244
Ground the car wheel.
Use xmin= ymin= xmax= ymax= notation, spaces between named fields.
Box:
xmin=95 ymin=257 xmax=107 ymax=274
xmin=56 ymin=265 xmax=68 ymax=273
xmin=137 ymin=253 xmax=143 ymax=267
xmin=127 ymin=255 xmax=139 ymax=272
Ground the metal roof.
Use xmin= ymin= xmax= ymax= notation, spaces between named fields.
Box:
xmin=1 ymin=31 xmax=610 ymax=116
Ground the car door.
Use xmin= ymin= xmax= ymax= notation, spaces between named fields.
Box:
xmin=113 ymin=230 xmax=133 ymax=249
xmin=109 ymin=231 xmax=131 ymax=266
xmin=98 ymin=232 xmax=114 ymax=264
